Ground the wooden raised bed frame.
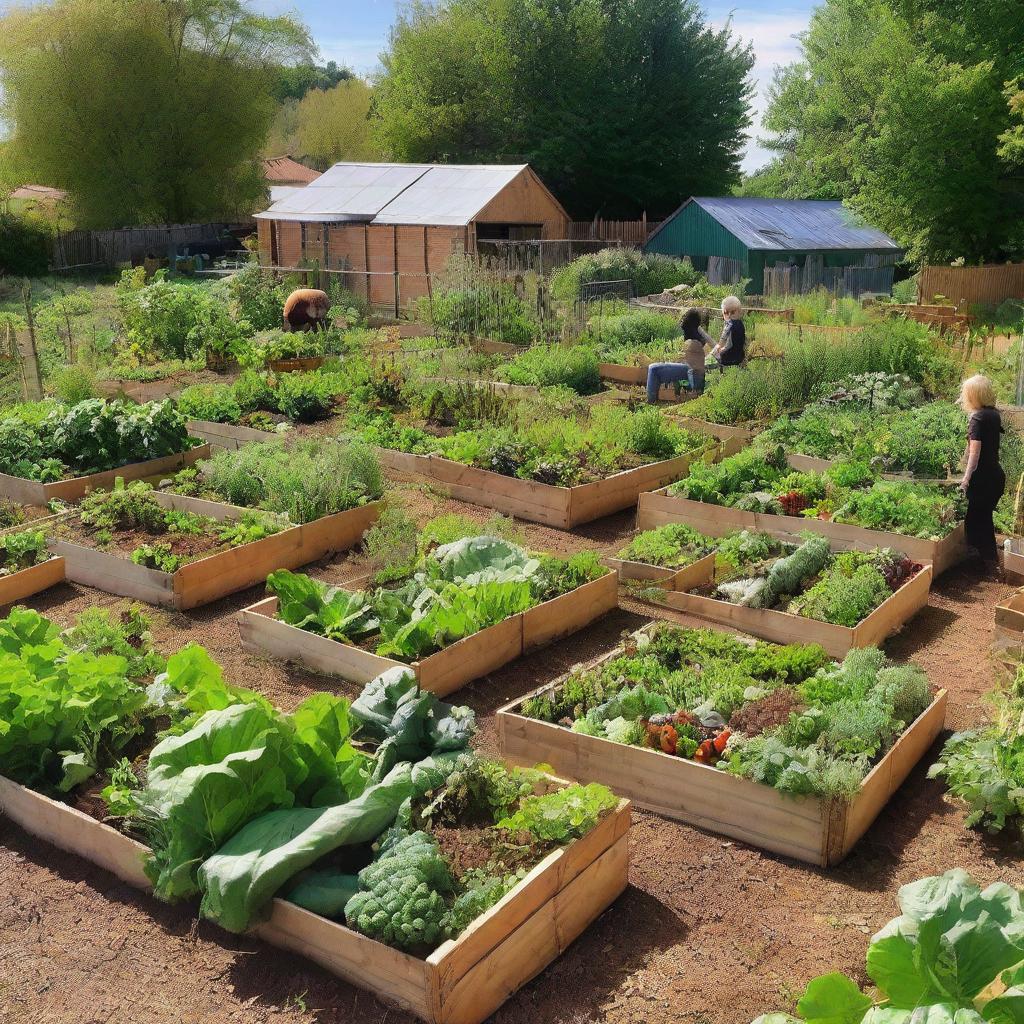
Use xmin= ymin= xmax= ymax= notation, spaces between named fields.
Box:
xmin=378 ymin=446 xmax=717 ymax=530
xmin=636 ymin=489 xmax=966 ymax=576
xmin=0 ymin=556 xmax=65 ymax=606
xmin=186 ymin=418 xmax=275 ymax=451
xmin=0 ymin=774 xmax=629 ymax=1024
xmin=994 ymin=587 xmax=1024 ymax=654
xmin=498 ymin=632 xmax=948 ymax=867
xmin=51 ymin=493 xmax=382 ymax=610
xmin=240 ymin=571 xmax=619 ymax=698
xmin=628 ymin=555 xmax=933 ymax=658
xmin=604 ymin=551 xmax=717 ymax=591
xmin=0 ymin=445 xmax=210 ymax=505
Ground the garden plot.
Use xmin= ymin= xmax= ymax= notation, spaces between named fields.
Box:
xmin=498 ymin=623 xmax=947 ymax=866
xmin=637 ymin=443 xmax=967 ymax=574
xmin=608 ymin=525 xmax=932 ymax=657
xmin=47 ymin=483 xmax=382 ymax=609
xmin=0 ymin=397 xmax=208 ymax=504
xmin=0 ymin=524 xmax=65 ymax=606
xmin=0 ymin=612 xmax=628 ymax=1024
xmin=240 ymin=535 xmax=618 ymax=696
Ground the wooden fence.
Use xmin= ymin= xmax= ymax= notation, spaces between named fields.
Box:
xmin=918 ymin=263 xmax=1024 ymax=308
xmin=50 ymin=223 xmax=251 ymax=271
xmin=566 ymin=219 xmax=661 ymax=245
xmin=763 ymin=256 xmax=896 ymax=298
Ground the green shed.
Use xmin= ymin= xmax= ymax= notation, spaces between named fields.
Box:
xmin=644 ymin=197 xmax=902 ymax=294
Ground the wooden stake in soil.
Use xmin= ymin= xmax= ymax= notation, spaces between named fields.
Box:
xmin=19 ymin=282 xmax=43 ymax=402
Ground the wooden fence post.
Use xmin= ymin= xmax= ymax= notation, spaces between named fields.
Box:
xmin=19 ymin=284 xmax=44 ymax=402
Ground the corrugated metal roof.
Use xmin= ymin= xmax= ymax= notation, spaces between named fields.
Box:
xmin=684 ymin=198 xmax=901 ymax=252
xmin=255 ymin=161 xmax=530 ymax=226
xmin=269 ymin=185 xmax=302 ymax=203
xmin=372 ymin=165 xmax=526 ymax=226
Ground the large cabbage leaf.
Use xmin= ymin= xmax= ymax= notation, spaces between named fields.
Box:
xmin=350 ymin=667 xmax=476 ymax=781
xmin=289 ymin=692 xmax=369 ymax=806
xmin=139 ymin=703 xmax=305 ymax=902
xmin=432 ymin=535 xmax=540 ymax=585
xmin=377 ymin=579 xmax=533 ymax=660
xmin=267 ymin=569 xmax=378 ymax=641
xmin=749 ymin=871 xmax=1024 ymax=1024
xmin=198 ymin=756 xmax=463 ymax=933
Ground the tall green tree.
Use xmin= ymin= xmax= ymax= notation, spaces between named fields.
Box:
xmin=374 ymin=0 xmax=754 ymax=218
xmin=740 ymin=0 xmax=1024 ymax=263
xmin=0 ymin=0 xmax=313 ymax=227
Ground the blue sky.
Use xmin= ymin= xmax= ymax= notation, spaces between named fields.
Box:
xmin=278 ymin=0 xmax=816 ymax=172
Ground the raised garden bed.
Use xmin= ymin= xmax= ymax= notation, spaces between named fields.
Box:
xmin=0 ymin=445 xmax=210 ymax=505
xmin=185 ymin=418 xmax=275 ymax=451
xmin=994 ymin=586 xmax=1024 ymax=655
xmin=0 ymin=554 xmax=65 ymax=606
xmin=377 ymin=447 xmax=714 ymax=529
xmin=51 ymin=491 xmax=382 ymax=609
xmin=497 ymin=627 xmax=947 ymax=867
xmin=1003 ymin=538 xmax=1024 ymax=578
xmin=0 ymin=773 xmax=628 ymax=1024
xmin=643 ymin=554 xmax=932 ymax=658
xmin=240 ymin=569 xmax=618 ymax=697
xmin=785 ymin=452 xmax=952 ymax=486
xmin=604 ymin=551 xmax=716 ymax=591
xmin=636 ymin=489 xmax=966 ymax=575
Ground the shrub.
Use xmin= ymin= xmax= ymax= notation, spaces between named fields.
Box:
xmin=550 ymin=248 xmax=699 ymax=300
xmin=50 ymin=365 xmax=98 ymax=404
xmin=0 ymin=213 xmax=51 ymax=276
xmin=584 ymin=310 xmax=681 ymax=361
xmin=272 ymin=371 xmax=338 ymax=422
xmin=176 ymin=383 xmax=241 ymax=424
xmin=233 ymin=370 xmax=277 ymax=414
xmin=224 ymin=264 xmax=289 ymax=330
xmin=498 ymin=345 xmax=602 ymax=394
xmin=425 ymin=285 xmax=535 ymax=345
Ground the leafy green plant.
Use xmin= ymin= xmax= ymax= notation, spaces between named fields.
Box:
xmin=750 ymin=870 xmax=1024 ymax=1024
xmin=62 ymin=605 xmax=165 ymax=681
xmin=0 ymin=529 xmax=49 ymax=575
xmin=216 ymin=510 xmax=286 ymax=547
xmin=195 ymin=435 xmax=384 ymax=524
xmin=496 ymin=783 xmax=618 ymax=842
xmin=177 ymin=383 xmax=242 ymax=424
xmin=618 ymin=523 xmax=714 ymax=568
xmin=273 ymin=369 xmax=340 ymax=422
xmin=267 ymin=570 xmax=379 ymax=642
xmin=131 ymin=542 xmax=182 ymax=572
xmin=550 ymin=248 xmax=699 ymax=300
xmin=498 ymin=345 xmax=602 ymax=395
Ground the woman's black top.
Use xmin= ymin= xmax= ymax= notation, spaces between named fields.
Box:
xmin=968 ymin=406 xmax=1002 ymax=473
xmin=719 ymin=318 xmax=746 ymax=366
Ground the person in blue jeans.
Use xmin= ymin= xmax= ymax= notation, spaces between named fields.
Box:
xmin=645 ymin=307 xmax=713 ymax=403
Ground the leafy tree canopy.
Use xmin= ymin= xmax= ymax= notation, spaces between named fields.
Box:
xmin=0 ymin=0 xmax=313 ymax=227
xmin=266 ymin=78 xmax=385 ymax=170
xmin=373 ymin=0 xmax=755 ymax=219
xmin=738 ymin=0 xmax=1024 ymax=263
xmin=270 ymin=61 xmax=353 ymax=104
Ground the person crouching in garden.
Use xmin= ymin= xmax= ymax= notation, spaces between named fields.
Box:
xmin=711 ymin=295 xmax=746 ymax=366
xmin=645 ymin=307 xmax=713 ymax=403
xmin=958 ymin=374 xmax=1005 ymax=568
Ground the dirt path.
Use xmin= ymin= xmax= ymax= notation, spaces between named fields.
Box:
xmin=1 ymin=480 xmax=1020 ymax=1024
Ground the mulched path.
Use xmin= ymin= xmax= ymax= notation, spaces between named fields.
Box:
xmin=1 ymin=477 xmax=1019 ymax=1024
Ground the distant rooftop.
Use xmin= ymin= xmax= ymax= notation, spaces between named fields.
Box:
xmin=263 ymin=156 xmax=320 ymax=185
xmin=654 ymin=197 xmax=901 ymax=252
xmin=256 ymin=161 xmax=533 ymax=226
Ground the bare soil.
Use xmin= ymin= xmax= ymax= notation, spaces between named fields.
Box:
xmin=1 ymin=476 xmax=1021 ymax=1024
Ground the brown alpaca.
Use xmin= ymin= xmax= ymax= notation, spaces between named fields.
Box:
xmin=282 ymin=288 xmax=331 ymax=332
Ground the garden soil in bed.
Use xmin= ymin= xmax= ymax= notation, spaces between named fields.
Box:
xmin=0 ymin=476 xmax=1018 ymax=1024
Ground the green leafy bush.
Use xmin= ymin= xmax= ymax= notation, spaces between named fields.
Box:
xmin=273 ymin=369 xmax=339 ymax=421
xmin=0 ymin=212 xmax=51 ymax=276
xmin=50 ymin=365 xmax=99 ymax=404
xmin=550 ymin=248 xmax=699 ymax=300
xmin=618 ymin=523 xmax=714 ymax=568
xmin=177 ymin=383 xmax=242 ymax=424
xmin=0 ymin=529 xmax=49 ymax=576
xmin=583 ymin=310 xmax=681 ymax=363
xmin=194 ymin=436 xmax=383 ymax=523
xmin=498 ymin=345 xmax=602 ymax=394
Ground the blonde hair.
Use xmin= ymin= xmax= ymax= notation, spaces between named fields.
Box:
xmin=721 ymin=295 xmax=742 ymax=316
xmin=959 ymin=374 xmax=997 ymax=412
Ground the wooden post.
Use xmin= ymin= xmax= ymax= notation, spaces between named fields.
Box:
xmin=423 ymin=226 xmax=434 ymax=322
xmin=363 ymin=225 xmax=370 ymax=306
xmin=19 ymin=283 xmax=43 ymax=402
xmin=393 ymin=225 xmax=400 ymax=317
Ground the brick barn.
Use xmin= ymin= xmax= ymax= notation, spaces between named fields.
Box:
xmin=255 ymin=162 xmax=569 ymax=307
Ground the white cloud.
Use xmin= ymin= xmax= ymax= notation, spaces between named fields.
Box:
xmin=711 ymin=9 xmax=808 ymax=172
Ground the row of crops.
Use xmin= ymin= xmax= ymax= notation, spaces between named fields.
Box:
xmin=1 ymin=259 xmax=1022 ymax=1024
